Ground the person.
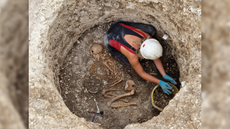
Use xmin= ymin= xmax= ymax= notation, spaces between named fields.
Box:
xmin=104 ymin=21 xmax=177 ymax=95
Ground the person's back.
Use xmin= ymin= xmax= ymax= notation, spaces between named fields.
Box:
xmin=104 ymin=21 xmax=177 ymax=95
xmin=104 ymin=21 xmax=156 ymax=66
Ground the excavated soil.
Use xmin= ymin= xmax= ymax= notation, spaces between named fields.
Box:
xmin=59 ymin=22 xmax=181 ymax=129
xmin=153 ymin=86 xmax=175 ymax=109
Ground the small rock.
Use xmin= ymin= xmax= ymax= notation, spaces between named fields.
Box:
xmin=74 ymin=94 xmax=78 ymax=98
xmin=103 ymin=80 xmax=108 ymax=85
xmin=84 ymin=88 xmax=88 ymax=93
xmin=114 ymin=2 xmax=120 ymax=8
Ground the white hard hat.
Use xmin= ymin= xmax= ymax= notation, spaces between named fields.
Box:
xmin=140 ymin=39 xmax=163 ymax=60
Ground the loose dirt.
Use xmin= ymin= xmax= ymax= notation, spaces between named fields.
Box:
xmin=58 ymin=22 xmax=181 ymax=129
xmin=153 ymin=86 xmax=175 ymax=109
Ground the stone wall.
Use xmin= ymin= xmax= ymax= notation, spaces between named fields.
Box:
xmin=29 ymin=0 xmax=201 ymax=128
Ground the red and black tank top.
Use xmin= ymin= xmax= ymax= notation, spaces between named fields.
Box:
xmin=107 ymin=22 xmax=148 ymax=54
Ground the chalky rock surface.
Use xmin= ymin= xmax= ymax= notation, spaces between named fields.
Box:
xmin=202 ymin=0 xmax=230 ymax=128
xmin=29 ymin=0 xmax=201 ymax=128
xmin=0 ymin=0 xmax=28 ymax=129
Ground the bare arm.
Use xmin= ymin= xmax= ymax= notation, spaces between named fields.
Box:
xmin=120 ymin=46 xmax=160 ymax=84
xmin=153 ymin=58 xmax=166 ymax=76
xmin=120 ymin=46 xmax=174 ymax=94
xmin=154 ymin=58 xmax=177 ymax=85
xmin=130 ymin=55 xmax=161 ymax=84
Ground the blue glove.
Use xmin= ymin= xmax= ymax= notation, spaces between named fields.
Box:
xmin=158 ymin=80 xmax=173 ymax=95
xmin=163 ymin=74 xmax=177 ymax=85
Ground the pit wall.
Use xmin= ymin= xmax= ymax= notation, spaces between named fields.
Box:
xmin=29 ymin=0 xmax=201 ymax=128
xmin=0 ymin=0 xmax=28 ymax=128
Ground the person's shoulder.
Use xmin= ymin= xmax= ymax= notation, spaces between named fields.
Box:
xmin=127 ymin=52 xmax=139 ymax=66
xmin=127 ymin=51 xmax=138 ymax=59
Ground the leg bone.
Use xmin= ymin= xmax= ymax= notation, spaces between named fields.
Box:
xmin=104 ymin=93 xmax=129 ymax=103
xmin=107 ymin=90 xmax=135 ymax=107
xmin=102 ymin=88 xmax=122 ymax=95
xmin=111 ymin=102 xmax=137 ymax=108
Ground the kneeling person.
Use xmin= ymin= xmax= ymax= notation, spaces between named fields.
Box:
xmin=104 ymin=21 xmax=177 ymax=94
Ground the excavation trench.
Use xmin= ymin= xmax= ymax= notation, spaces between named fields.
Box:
xmin=41 ymin=0 xmax=201 ymax=128
xmin=57 ymin=22 xmax=180 ymax=129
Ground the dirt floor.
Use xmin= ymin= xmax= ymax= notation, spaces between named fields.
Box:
xmin=58 ymin=22 xmax=181 ymax=129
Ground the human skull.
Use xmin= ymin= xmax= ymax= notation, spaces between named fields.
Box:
xmin=90 ymin=44 xmax=103 ymax=61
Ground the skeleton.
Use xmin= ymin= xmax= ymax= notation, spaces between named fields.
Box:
xmin=90 ymin=44 xmax=118 ymax=81
xmin=89 ymin=44 xmax=137 ymax=108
